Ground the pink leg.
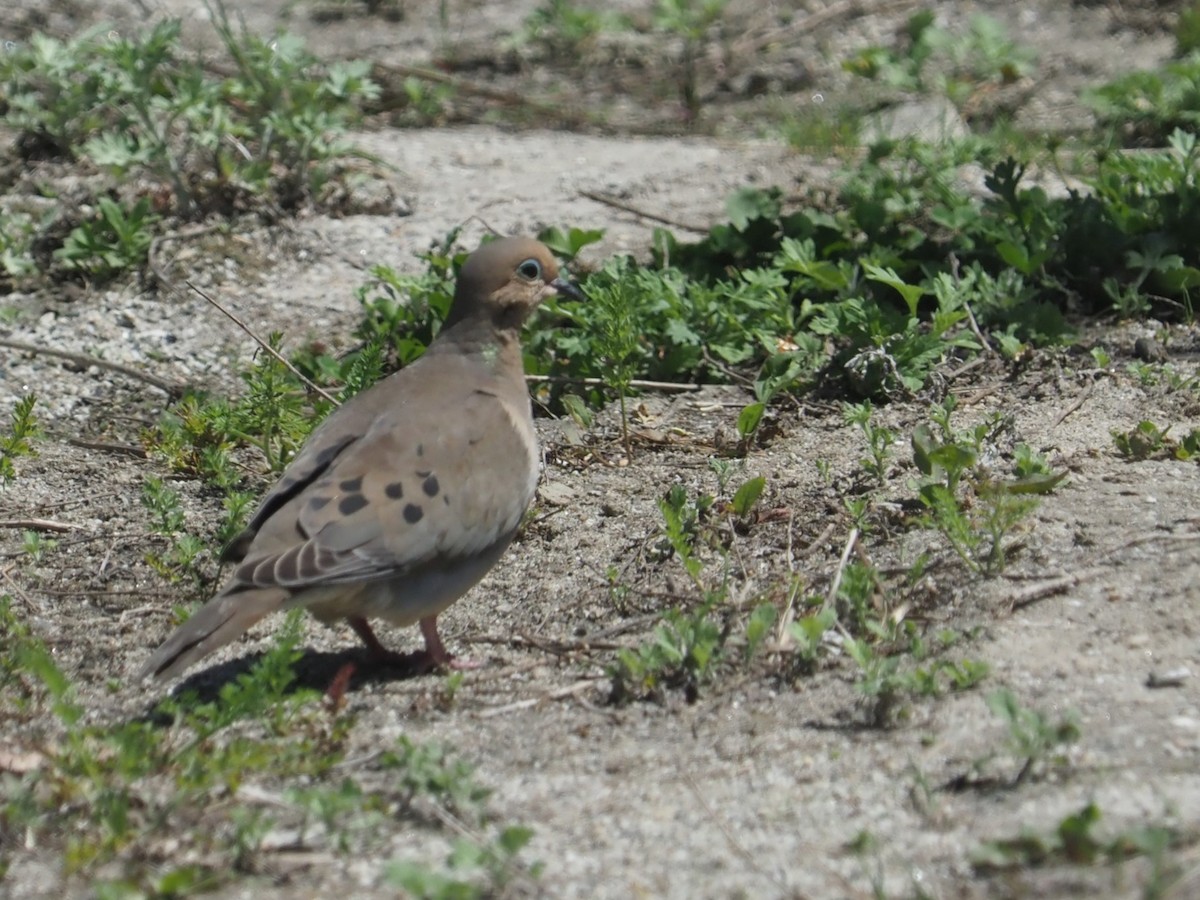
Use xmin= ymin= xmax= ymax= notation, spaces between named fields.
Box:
xmin=348 ymin=615 xmax=481 ymax=673
xmin=421 ymin=616 xmax=483 ymax=671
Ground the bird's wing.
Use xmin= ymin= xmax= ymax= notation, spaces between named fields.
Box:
xmin=231 ymin=384 xmax=538 ymax=592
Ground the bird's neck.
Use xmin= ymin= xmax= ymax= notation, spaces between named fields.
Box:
xmin=429 ymin=318 xmax=525 ymax=380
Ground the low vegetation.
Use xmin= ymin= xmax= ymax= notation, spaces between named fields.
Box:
xmin=3 ymin=2 xmax=1200 ymax=896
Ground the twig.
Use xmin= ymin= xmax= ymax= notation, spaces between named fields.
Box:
xmin=942 ymin=356 xmax=989 ymax=383
xmin=0 ymin=337 xmax=186 ymax=398
xmin=1052 ymin=375 xmax=1096 ymax=428
xmin=823 ymin=527 xmax=859 ymax=613
xmin=0 ymin=519 xmax=79 ymax=533
xmin=525 ymin=373 xmax=700 ymax=392
xmin=147 ymin=223 xmax=225 ymax=285
xmin=577 ymin=189 xmax=711 ymax=233
xmin=1007 ymin=567 xmax=1108 ymax=611
xmin=732 ymin=0 xmax=920 ymax=58
xmin=477 ymin=678 xmax=602 ymax=718
xmin=375 ymin=61 xmax=599 ymax=128
xmin=66 ymin=438 xmax=148 ymax=458
xmin=184 ymin=280 xmax=341 ymax=407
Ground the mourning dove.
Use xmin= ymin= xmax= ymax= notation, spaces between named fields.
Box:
xmin=140 ymin=237 xmax=583 ymax=680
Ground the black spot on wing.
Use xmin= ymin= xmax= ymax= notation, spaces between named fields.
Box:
xmin=404 ymin=503 xmax=424 ymax=524
xmin=385 ymin=481 xmax=404 ymax=499
xmin=309 ymin=495 xmax=332 ymax=512
xmin=422 ymin=475 xmax=440 ymax=497
xmin=241 ymin=433 xmax=358 ymax=536
xmin=339 ymin=475 xmax=363 ymax=492
xmin=339 ymin=494 xmax=369 ymax=516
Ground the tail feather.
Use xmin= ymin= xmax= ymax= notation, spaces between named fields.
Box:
xmin=139 ymin=587 xmax=288 ymax=681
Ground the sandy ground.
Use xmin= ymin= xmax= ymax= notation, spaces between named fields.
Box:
xmin=2 ymin=1 xmax=1200 ymax=897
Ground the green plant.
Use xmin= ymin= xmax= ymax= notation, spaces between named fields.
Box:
xmin=0 ymin=600 xmax=533 ymax=892
xmin=0 ymin=210 xmax=37 ymax=280
xmin=973 ymin=801 xmax=1188 ymax=895
xmin=844 ymin=12 xmax=1035 ymax=108
xmin=54 ymin=196 xmax=158 ymax=280
xmin=387 ymin=825 xmax=539 ymax=899
xmin=1178 ymin=2 xmax=1200 ymax=56
xmin=845 ymin=629 xmax=991 ymax=728
xmin=0 ymin=394 xmax=41 ymax=487
xmin=140 ymin=476 xmax=209 ymax=587
xmin=845 ymin=401 xmax=895 ymax=484
xmin=911 ymin=399 xmax=1064 ymax=575
xmin=0 ymin=9 xmax=378 ymax=225
xmin=586 ymin=256 xmax=643 ymax=456
xmin=22 ymin=530 xmax=58 ymax=564
xmin=1113 ymin=420 xmax=1172 ymax=460
xmin=653 ymin=0 xmax=730 ymax=119
xmin=985 ymin=687 xmax=1080 ymax=785
xmin=610 ymin=603 xmax=725 ymax=704
xmin=518 ymin=0 xmax=628 ymax=58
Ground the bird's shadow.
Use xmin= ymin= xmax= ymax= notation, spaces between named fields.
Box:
xmin=136 ymin=645 xmax=434 ymax=725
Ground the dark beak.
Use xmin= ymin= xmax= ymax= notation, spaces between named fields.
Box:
xmin=551 ymin=276 xmax=586 ymax=302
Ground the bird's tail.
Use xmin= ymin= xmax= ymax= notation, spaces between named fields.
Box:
xmin=138 ymin=586 xmax=288 ymax=681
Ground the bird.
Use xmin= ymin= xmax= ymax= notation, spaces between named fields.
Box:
xmin=140 ymin=236 xmax=584 ymax=681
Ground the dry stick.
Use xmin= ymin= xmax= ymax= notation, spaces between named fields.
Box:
xmin=774 ymin=511 xmax=802 ymax=647
xmin=0 ymin=519 xmax=79 ymax=533
xmin=183 ymin=280 xmax=341 ymax=408
xmin=1052 ymin=374 xmax=1097 ymax=428
xmin=146 ymin=223 xmax=224 ymax=285
xmin=823 ymin=526 xmax=859 ymax=615
xmin=577 ymin=189 xmax=712 ymax=234
xmin=478 ymin=678 xmax=602 ymax=718
xmin=1007 ymin=567 xmax=1108 ymax=612
xmin=66 ymin=438 xmax=147 ymax=458
xmin=0 ymin=337 xmax=185 ymax=398
xmin=375 ymin=61 xmax=600 ymax=128
xmin=732 ymin=0 xmax=921 ymax=58
xmin=525 ymin=373 xmax=699 ymax=392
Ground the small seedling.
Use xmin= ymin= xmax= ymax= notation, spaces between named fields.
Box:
xmin=0 ymin=394 xmax=41 ymax=487
xmin=845 ymin=401 xmax=895 ymax=484
xmin=985 ymin=687 xmax=1080 ymax=785
xmin=1113 ymin=420 xmax=1171 ymax=460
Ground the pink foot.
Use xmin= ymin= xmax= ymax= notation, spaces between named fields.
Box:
xmin=347 ymin=615 xmax=484 ymax=674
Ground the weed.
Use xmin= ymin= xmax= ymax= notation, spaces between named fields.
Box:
xmin=653 ymin=0 xmax=730 ymax=119
xmin=22 ymin=530 xmax=58 ymax=564
xmin=519 ymin=0 xmax=629 ymax=58
xmin=912 ymin=399 xmax=1064 ymax=575
xmin=585 ymin=256 xmax=644 ymax=456
xmin=54 ymin=196 xmax=157 ymax=280
xmin=140 ymin=476 xmax=209 ymax=589
xmin=984 ymin=687 xmax=1080 ymax=785
xmin=0 ymin=601 xmax=531 ymax=893
xmin=845 ymin=401 xmax=896 ymax=484
xmin=1113 ymin=420 xmax=1172 ymax=460
xmin=973 ymin=801 xmax=1188 ymax=895
xmin=609 ymin=603 xmax=725 ymax=704
xmin=844 ymin=12 xmax=1035 ymax=109
xmin=387 ymin=825 xmax=539 ymax=899
xmin=0 ymin=8 xmax=378 ymax=276
xmin=0 ymin=395 xmax=41 ymax=488
xmin=0 ymin=210 xmax=37 ymax=281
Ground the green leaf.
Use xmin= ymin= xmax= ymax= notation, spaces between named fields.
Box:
xmin=863 ymin=263 xmax=926 ymax=318
xmin=730 ymin=476 xmax=766 ymax=517
xmin=736 ymin=402 xmax=765 ymax=439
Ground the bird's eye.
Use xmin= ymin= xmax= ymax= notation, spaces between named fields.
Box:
xmin=517 ymin=258 xmax=542 ymax=281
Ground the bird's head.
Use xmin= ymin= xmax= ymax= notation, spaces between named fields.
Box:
xmin=446 ymin=236 xmax=585 ymax=331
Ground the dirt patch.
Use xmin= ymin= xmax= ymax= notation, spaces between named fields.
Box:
xmin=2 ymin=1 xmax=1200 ymax=898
